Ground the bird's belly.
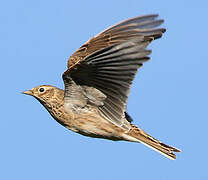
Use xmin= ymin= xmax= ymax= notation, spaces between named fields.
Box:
xmin=65 ymin=112 xmax=124 ymax=141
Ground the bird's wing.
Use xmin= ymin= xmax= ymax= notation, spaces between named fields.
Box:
xmin=63 ymin=14 xmax=165 ymax=131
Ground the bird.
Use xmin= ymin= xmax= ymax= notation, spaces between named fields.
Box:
xmin=23 ymin=14 xmax=181 ymax=160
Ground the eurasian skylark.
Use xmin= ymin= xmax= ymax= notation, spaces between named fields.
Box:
xmin=23 ymin=14 xmax=181 ymax=160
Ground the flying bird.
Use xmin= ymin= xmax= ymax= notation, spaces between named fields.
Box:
xmin=23 ymin=14 xmax=181 ymax=160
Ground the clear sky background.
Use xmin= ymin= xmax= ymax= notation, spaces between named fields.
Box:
xmin=1 ymin=0 xmax=207 ymax=179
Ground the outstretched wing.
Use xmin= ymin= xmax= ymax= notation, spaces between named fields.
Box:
xmin=67 ymin=14 xmax=165 ymax=70
xmin=63 ymin=14 xmax=165 ymax=131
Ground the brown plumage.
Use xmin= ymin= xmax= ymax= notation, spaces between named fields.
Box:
xmin=23 ymin=14 xmax=181 ymax=160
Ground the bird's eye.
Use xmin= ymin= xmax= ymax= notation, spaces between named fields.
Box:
xmin=39 ymin=87 xmax=45 ymax=93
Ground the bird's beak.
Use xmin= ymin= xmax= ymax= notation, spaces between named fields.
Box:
xmin=22 ymin=90 xmax=33 ymax=96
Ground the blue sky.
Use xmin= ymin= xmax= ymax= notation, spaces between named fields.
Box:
xmin=1 ymin=0 xmax=208 ymax=179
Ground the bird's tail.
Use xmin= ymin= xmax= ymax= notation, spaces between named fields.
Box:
xmin=123 ymin=125 xmax=181 ymax=160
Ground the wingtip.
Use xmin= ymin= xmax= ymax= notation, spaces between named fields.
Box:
xmin=141 ymin=14 xmax=159 ymax=18
xmin=174 ymin=148 xmax=182 ymax=153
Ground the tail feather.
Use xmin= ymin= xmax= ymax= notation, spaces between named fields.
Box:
xmin=123 ymin=125 xmax=181 ymax=160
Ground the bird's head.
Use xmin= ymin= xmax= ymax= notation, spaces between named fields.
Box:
xmin=22 ymin=85 xmax=64 ymax=106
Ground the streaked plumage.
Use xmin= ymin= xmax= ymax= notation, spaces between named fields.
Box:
xmin=23 ymin=14 xmax=181 ymax=160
